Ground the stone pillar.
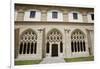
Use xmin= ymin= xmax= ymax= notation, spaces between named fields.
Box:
xmin=14 ymin=28 xmax=20 ymax=59
xmin=58 ymin=42 xmax=60 ymax=57
xmin=64 ymin=29 xmax=71 ymax=58
xmin=63 ymin=10 xmax=68 ymax=22
xmin=85 ymin=30 xmax=90 ymax=56
xmin=63 ymin=29 xmax=66 ymax=58
xmin=86 ymin=29 xmax=94 ymax=55
xmin=42 ymin=28 xmax=46 ymax=58
xmin=82 ymin=12 xmax=88 ymax=23
xmin=90 ymin=30 xmax=94 ymax=55
xmin=16 ymin=9 xmax=24 ymax=21
xmin=37 ymin=29 xmax=43 ymax=59
xmin=50 ymin=43 xmax=52 ymax=57
xmin=41 ymin=10 xmax=47 ymax=21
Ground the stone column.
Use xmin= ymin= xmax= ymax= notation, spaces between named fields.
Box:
xmin=64 ymin=29 xmax=71 ymax=58
xmin=50 ymin=43 xmax=52 ymax=57
xmin=42 ymin=28 xmax=46 ymax=58
xmin=63 ymin=29 xmax=66 ymax=58
xmin=37 ymin=29 xmax=43 ymax=59
xmin=86 ymin=29 xmax=94 ymax=55
xmin=14 ymin=28 xmax=20 ymax=59
xmin=85 ymin=30 xmax=90 ymax=56
xmin=41 ymin=10 xmax=47 ymax=21
xmin=58 ymin=42 xmax=60 ymax=57
xmin=90 ymin=30 xmax=94 ymax=55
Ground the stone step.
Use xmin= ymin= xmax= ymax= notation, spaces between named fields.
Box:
xmin=40 ymin=57 xmax=65 ymax=64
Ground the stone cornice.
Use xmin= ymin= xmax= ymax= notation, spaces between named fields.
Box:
xmin=15 ymin=3 xmax=94 ymax=9
xmin=15 ymin=3 xmax=94 ymax=15
xmin=15 ymin=3 xmax=94 ymax=16
xmin=15 ymin=21 xmax=94 ymax=26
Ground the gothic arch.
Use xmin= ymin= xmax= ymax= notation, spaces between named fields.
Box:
xmin=19 ymin=29 xmax=37 ymax=55
xmin=71 ymin=29 xmax=86 ymax=52
xmin=20 ymin=28 xmax=37 ymax=38
xmin=47 ymin=28 xmax=63 ymax=42
xmin=71 ymin=29 xmax=85 ymax=37
xmin=47 ymin=28 xmax=62 ymax=36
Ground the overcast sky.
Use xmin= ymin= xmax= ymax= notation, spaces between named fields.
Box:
xmin=15 ymin=0 xmax=95 ymax=8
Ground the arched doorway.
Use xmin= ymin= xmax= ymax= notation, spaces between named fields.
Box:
xmin=46 ymin=29 xmax=63 ymax=57
xmin=19 ymin=29 xmax=37 ymax=55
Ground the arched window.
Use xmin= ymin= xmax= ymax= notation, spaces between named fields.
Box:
xmin=24 ymin=9 xmax=41 ymax=21
xmin=68 ymin=11 xmax=83 ymax=22
xmin=19 ymin=29 xmax=37 ymax=55
xmin=47 ymin=10 xmax=63 ymax=21
xmin=71 ymin=29 xmax=86 ymax=52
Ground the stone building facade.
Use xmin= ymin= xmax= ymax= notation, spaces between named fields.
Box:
xmin=14 ymin=3 xmax=94 ymax=60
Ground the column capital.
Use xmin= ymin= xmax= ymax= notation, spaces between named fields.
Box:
xmin=64 ymin=29 xmax=71 ymax=33
xmin=38 ymin=28 xmax=44 ymax=33
xmin=86 ymin=29 xmax=94 ymax=31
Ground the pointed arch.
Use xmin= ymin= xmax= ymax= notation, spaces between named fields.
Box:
xmin=71 ymin=29 xmax=85 ymax=36
xmin=47 ymin=28 xmax=62 ymax=42
xmin=20 ymin=28 xmax=37 ymax=39
xmin=71 ymin=29 xmax=86 ymax=53
xmin=47 ymin=28 xmax=62 ymax=36
xmin=19 ymin=28 xmax=37 ymax=55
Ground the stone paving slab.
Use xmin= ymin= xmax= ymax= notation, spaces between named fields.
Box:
xmin=40 ymin=57 xmax=66 ymax=64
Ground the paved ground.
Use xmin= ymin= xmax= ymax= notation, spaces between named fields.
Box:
xmin=40 ymin=57 xmax=66 ymax=64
